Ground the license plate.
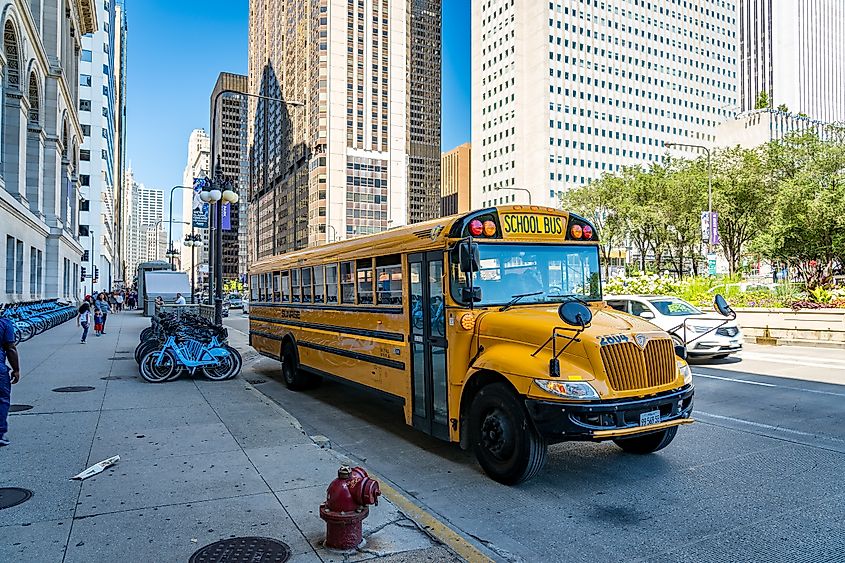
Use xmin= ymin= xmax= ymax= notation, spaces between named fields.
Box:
xmin=639 ymin=410 xmax=661 ymax=426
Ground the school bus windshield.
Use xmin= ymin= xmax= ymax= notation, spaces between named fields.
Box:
xmin=450 ymin=243 xmax=602 ymax=306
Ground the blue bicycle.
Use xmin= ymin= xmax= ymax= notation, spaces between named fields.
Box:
xmin=140 ymin=334 xmax=241 ymax=383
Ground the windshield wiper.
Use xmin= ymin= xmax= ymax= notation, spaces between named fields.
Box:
xmin=500 ymin=291 xmax=543 ymax=312
xmin=551 ymin=293 xmax=591 ymax=307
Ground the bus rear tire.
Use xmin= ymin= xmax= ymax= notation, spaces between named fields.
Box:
xmin=469 ymin=382 xmax=548 ymax=485
xmin=613 ymin=425 xmax=678 ymax=454
xmin=281 ymin=341 xmax=312 ymax=390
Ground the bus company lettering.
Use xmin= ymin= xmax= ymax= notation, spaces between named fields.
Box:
xmin=502 ymin=214 xmax=564 ymax=236
xmin=278 ymin=308 xmax=301 ymax=320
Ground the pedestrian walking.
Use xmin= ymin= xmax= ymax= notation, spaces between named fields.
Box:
xmin=94 ymin=309 xmax=104 ymax=336
xmin=95 ymin=293 xmax=111 ymax=334
xmin=0 ymin=313 xmax=21 ymax=447
xmin=115 ymin=291 xmax=124 ymax=313
xmin=78 ymin=302 xmax=92 ymax=343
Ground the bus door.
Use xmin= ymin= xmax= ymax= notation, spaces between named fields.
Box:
xmin=408 ymin=251 xmax=449 ymax=440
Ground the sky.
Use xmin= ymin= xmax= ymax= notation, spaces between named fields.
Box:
xmin=126 ymin=0 xmax=472 ymax=226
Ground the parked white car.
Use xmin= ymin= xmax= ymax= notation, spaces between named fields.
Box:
xmin=606 ymin=294 xmax=743 ymax=359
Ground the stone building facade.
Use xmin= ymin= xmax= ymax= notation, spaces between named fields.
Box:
xmin=0 ymin=0 xmax=97 ymax=302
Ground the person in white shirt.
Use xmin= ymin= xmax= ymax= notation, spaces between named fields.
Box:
xmin=174 ymin=293 xmax=187 ymax=306
xmin=77 ymin=303 xmax=91 ymax=343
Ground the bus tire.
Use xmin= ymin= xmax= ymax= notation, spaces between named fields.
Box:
xmin=613 ymin=425 xmax=678 ymax=454
xmin=281 ymin=341 xmax=310 ymax=390
xmin=469 ymin=382 xmax=548 ymax=485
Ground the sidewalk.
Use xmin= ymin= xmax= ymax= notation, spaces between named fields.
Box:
xmin=0 ymin=312 xmax=459 ymax=562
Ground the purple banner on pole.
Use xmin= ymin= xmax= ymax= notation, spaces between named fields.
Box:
xmin=710 ymin=212 xmax=720 ymax=245
xmin=221 ymin=203 xmax=231 ymax=231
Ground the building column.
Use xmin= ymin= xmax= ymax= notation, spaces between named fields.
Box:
xmin=26 ymin=127 xmax=45 ymax=217
xmin=3 ymin=92 xmax=28 ymax=202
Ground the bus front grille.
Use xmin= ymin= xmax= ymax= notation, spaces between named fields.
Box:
xmin=600 ymin=339 xmax=676 ymax=391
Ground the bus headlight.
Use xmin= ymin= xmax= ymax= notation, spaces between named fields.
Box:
xmin=534 ymin=379 xmax=599 ymax=400
xmin=678 ymin=361 xmax=693 ymax=385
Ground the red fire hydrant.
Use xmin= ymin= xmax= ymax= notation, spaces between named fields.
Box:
xmin=320 ymin=465 xmax=381 ymax=549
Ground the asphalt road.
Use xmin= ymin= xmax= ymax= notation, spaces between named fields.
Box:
xmin=227 ymin=314 xmax=845 ymax=562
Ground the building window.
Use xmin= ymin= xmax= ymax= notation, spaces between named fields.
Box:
xmin=82 ymin=124 xmax=91 ymax=136
xmin=81 ymin=49 xmax=92 ymax=62
xmin=80 ymin=74 xmax=92 ymax=87
xmin=80 ymin=174 xmax=90 ymax=186
xmin=80 ymin=199 xmax=90 ymax=211
xmin=5 ymin=236 xmax=14 ymax=293
xmin=80 ymin=149 xmax=90 ymax=161
xmin=80 ymin=99 xmax=91 ymax=111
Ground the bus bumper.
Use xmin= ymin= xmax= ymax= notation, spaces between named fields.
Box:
xmin=525 ymin=385 xmax=694 ymax=442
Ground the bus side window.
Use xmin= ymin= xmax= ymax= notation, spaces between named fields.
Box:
xmin=291 ymin=269 xmax=301 ymax=303
xmin=281 ymin=272 xmax=290 ymax=303
xmin=376 ymin=255 xmax=402 ymax=305
xmin=357 ymin=258 xmax=374 ymax=304
xmin=273 ymin=272 xmax=280 ymax=302
xmin=326 ymin=264 xmax=339 ymax=303
xmin=257 ymin=274 xmax=265 ymax=301
xmin=313 ymin=265 xmax=325 ymax=303
xmin=301 ymin=267 xmax=313 ymax=303
xmin=250 ymin=275 xmax=258 ymax=301
xmin=340 ymin=261 xmax=355 ymax=303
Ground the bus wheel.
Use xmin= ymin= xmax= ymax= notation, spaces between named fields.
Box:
xmin=469 ymin=382 xmax=548 ymax=485
xmin=613 ymin=425 xmax=678 ymax=454
xmin=281 ymin=341 xmax=310 ymax=391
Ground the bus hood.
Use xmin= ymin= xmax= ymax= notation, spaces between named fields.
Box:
xmin=473 ymin=305 xmax=675 ymax=388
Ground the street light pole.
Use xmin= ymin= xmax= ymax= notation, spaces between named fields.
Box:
xmin=493 ymin=186 xmax=532 ymax=205
xmin=208 ymin=89 xmax=305 ymax=326
xmin=664 ymin=142 xmax=712 ymax=254
xmin=167 ymin=185 xmax=193 ymax=266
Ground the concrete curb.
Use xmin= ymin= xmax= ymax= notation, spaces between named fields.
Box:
xmin=235 ymin=362 xmax=495 ymax=562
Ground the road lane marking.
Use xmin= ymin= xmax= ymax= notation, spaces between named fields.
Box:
xmin=693 ymin=372 xmax=845 ymax=397
xmin=695 ymin=411 xmax=845 ymax=444
xmin=738 ymin=351 xmax=845 ymax=370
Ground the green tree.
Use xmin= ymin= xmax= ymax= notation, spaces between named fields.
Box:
xmin=754 ymin=90 xmax=771 ymax=109
xmin=711 ymin=146 xmax=773 ymax=276
xmin=776 ymin=103 xmax=789 ymax=114
xmin=660 ymin=158 xmax=706 ymax=277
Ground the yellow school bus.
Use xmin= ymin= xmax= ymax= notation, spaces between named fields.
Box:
xmin=249 ymin=205 xmax=703 ymax=484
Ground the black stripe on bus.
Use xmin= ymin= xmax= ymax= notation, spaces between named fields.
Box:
xmin=298 ymin=341 xmax=406 ymax=371
xmin=250 ymin=330 xmax=282 ymax=342
xmin=250 ymin=315 xmax=404 ymax=342
xmin=250 ymin=302 xmax=404 ymax=315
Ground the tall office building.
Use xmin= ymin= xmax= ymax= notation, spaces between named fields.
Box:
xmin=0 ymin=1 xmax=97 ymax=302
xmin=181 ymin=129 xmax=210 ymax=281
xmin=738 ymin=0 xmax=844 ymax=123
xmin=472 ymin=0 xmax=738 ymax=208
xmin=125 ymin=168 xmax=164 ymax=278
xmin=247 ymin=0 xmax=442 ymax=261
xmin=78 ymin=0 xmax=126 ymax=290
xmin=440 ymin=143 xmax=471 ymax=216
xmin=210 ymin=73 xmax=249 ymax=284
xmin=113 ymin=0 xmax=129 ymax=285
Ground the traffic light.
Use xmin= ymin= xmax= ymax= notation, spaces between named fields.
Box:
xmin=80 ymin=267 xmax=87 ymax=282
xmin=93 ymin=266 xmax=99 ymax=284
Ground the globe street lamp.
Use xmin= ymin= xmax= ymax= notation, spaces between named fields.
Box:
xmin=183 ymin=233 xmax=203 ymax=303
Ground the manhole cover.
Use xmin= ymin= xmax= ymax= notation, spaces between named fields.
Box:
xmin=0 ymin=488 xmax=33 ymax=510
xmin=101 ymin=376 xmax=126 ymax=381
xmin=9 ymin=405 xmax=33 ymax=412
xmin=246 ymin=378 xmax=267 ymax=385
xmin=189 ymin=537 xmax=291 ymax=563
xmin=52 ymin=386 xmax=96 ymax=393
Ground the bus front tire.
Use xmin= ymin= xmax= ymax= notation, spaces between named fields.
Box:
xmin=469 ymin=382 xmax=548 ymax=485
xmin=281 ymin=342 xmax=312 ymax=390
xmin=613 ymin=425 xmax=678 ymax=454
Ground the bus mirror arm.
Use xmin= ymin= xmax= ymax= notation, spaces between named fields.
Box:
xmin=455 ymin=237 xmax=481 ymax=310
xmin=532 ymin=326 xmax=584 ymax=378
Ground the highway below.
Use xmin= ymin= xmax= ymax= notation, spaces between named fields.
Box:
xmin=227 ymin=314 xmax=845 ymax=562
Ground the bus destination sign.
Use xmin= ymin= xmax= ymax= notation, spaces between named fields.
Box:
xmin=500 ymin=213 xmax=566 ymax=237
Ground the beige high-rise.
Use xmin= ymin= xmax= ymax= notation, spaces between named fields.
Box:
xmin=440 ymin=143 xmax=471 ymax=216
xmin=247 ymin=0 xmax=441 ymax=262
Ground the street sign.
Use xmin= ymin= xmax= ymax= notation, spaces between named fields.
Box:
xmin=222 ymin=202 xmax=231 ymax=231
xmin=701 ymin=211 xmax=720 ymax=245
xmin=707 ymin=253 xmax=717 ymax=276
xmin=710 ymin=212 xmax=720 ymax=245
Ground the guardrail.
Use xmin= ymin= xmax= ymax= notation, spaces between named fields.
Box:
xmin=735 ymin=307 xmax=845 ymax=348
xmin=155 ymin=303 xmax=215 ymax=323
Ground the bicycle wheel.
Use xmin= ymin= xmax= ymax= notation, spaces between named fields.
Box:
xmin=202 ymin=353 xmax=236 ymax=381
xmin=223 ymin=346 xmax=242 ymax=379
xmin=139 ymin=350 xmax=177 ymax=383
xmin=140 ymin=327 xmax=155 ymax=341
xmin=134 ymin=340 xmax=159 ymax=364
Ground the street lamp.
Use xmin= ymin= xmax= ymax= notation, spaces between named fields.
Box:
xmin=493 ymin=186 xmax=532 ymax=205
xmin=183 ymin=233 xmax=202 ymax=303
xmin=664 ymin=142 xmax=713 ymax=255
xmin=167 ymin=185 xmax=194 ymax=266
xmin=206 ymin=89 xmax=305 ymax=326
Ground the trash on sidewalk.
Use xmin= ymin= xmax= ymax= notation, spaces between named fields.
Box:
xmin=71 ymin=455 xmax=120 ymax=480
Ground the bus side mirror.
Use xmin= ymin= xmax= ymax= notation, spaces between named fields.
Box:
xmin=558 ymin=301 xmax=592 ymax=328
xmin=714 ymin=294 xmax=734 ymax=318
xmin=456 ymin=241 xmax=480 ymax=273
xmin=461 ymin=287 xmax=482 ymax=304
xmin=674 ymin=344 xmax=687 ymax=360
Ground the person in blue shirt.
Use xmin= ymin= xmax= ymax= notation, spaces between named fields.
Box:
xmin=0 ymin=316 xmax=21 ymax=446
xmin=95 ymin=293 xmax=111 ymax=334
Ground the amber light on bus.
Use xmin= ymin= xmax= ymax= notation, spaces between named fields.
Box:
xmin=469 ymin=219 xmax=498 ymax=238
xmin=569 ymin=224 xmax=594 ymax=240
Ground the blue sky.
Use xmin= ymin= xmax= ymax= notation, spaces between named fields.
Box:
xmin=126 ymin=1 xmax=471 ymax=223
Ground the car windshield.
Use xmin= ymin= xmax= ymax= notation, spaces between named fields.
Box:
xmin=450 ymin=243 xmax=601 ymax=306
xmin=649 ymin=299 xmax=701 ymax=316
